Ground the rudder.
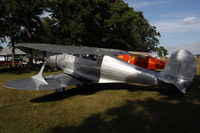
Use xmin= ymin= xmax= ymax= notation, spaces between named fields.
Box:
xmin=158 ymin=49 xmax=197 ymax=94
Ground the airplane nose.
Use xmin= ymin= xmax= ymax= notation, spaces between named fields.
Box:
xmin=47 ymin=55 xmax=57 ymax=68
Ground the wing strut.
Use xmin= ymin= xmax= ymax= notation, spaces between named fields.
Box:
xmin=32 ymin=59 xmax=48 ymax=90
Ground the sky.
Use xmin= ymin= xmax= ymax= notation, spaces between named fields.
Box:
xmin=125 ymin=0 xmax=200 ymax=54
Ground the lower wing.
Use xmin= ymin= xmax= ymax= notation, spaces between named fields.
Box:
xmin=4 ymin=73 xmax=83 ymax=91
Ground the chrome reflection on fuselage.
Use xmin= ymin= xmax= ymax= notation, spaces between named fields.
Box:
xmin=47 ymin=54 xmax=158 ymax=85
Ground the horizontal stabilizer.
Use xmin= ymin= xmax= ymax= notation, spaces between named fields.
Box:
xmin=4 ymin=73 xmax=83 ymax=91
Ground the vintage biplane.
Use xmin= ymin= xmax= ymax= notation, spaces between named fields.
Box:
xmin=118 ymin=52 xmax=167 ymax=70
xmin=4 ymin=43 xmax=197 ymax=94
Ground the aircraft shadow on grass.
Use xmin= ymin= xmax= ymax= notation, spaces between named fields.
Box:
xmin=45 ymin=95 xmax=200 ymax=133
xmin=30 ymin=76 xmax=200 ymax=133
xmin=45 ymin=75 xmax=200 ymax=133
xmin=30 ymin=82 xmax=185 ymax=103
xmin=28 ymin=75 xmax=200 ymax=133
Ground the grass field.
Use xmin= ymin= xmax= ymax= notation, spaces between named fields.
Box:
xmin=0 ymin=59 xmax=200 ymax=133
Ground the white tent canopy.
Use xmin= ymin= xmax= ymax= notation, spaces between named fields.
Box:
xmin=0 ymin=47 xmax=26 ymax=56
xmin=0 ymin=47 xmax=26 ymax=61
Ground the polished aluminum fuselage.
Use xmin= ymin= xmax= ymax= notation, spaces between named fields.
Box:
xmin=48 ymin=54 xmax=159 ymax=85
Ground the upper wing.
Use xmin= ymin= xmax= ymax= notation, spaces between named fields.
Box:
xmin=4 ymin=73 xmax=84 ymax=90
xmin=17 ymin=43 xmax=130 ymax=56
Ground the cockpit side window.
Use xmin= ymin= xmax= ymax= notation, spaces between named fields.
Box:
xmin=82 ymin=54 xmax=97 ymax=61
xmin=73 ymin=54 xmax=80 ymax=57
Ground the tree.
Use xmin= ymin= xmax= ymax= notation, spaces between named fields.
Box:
xmin=31 ymin=17 xmax=61 ymax=44
xmin=0 ymin=0 xmax=161 ymax=62
xmin=162 ymin=47 xmax=168 ymax=56
xmin=157 ymin=46 xmax=168 ymax=57
xmin=0 ymin=0 xmax=46 ymax=67
xmin=49 ymin=0 xmax=160 ymax=51
xmin=157 ymin=48 xmax=162 ymax=57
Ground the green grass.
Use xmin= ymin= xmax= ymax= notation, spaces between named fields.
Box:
xmin=0 ymin=59 xmax=200 ymax=133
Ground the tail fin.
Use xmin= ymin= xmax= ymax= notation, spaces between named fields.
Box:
xmin=158 ymin=49 xmax=197 ymax=94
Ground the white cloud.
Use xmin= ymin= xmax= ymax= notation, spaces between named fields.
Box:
xmin=167 ymin=43 xmax=200 ymax=54
xmin=131 ymin=1 xmax=166 ymax=9
xmin=132 ymin=2 xmax=152 ymax=8
xmin=183 ymin=17 xmax=195 ymax=24
xmin=153 ymin=17 xmax=200 ymax=33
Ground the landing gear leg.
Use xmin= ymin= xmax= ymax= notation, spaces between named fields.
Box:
xmin=55 ymin=87 xmax=65 ymax=93
xmin=55 ymin=87 xmax=65 ymax=99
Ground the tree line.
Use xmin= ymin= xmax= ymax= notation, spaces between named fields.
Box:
xmin=0 ymin=0 xmax=167 ymax=67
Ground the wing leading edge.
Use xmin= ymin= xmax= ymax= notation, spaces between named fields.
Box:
xmin=17 ymin=43 xmax=130 ymax=56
